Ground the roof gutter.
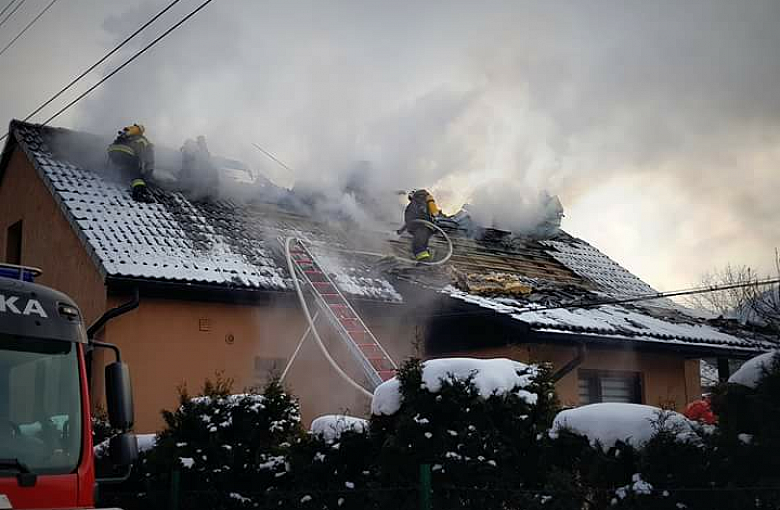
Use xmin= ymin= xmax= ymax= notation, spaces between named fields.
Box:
xmin=529 ymin=329 xmax=766 ymax=359
xmin=551 ymin=343 xmax=586 ymax=382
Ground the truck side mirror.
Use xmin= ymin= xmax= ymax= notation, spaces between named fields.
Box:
xmin=105 ymin=361 xmax=134 ymax=431
xmin=109 ymin=432 xmax=138 ymax=467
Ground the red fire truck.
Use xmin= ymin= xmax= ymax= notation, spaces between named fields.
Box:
xmin=0 ymin=263 xmax=137 ymax=509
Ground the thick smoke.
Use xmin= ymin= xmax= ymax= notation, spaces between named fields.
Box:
xmin=7 ymin=0 xmax=780 ymax=288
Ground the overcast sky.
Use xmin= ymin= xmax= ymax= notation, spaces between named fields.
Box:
xmin=1 ymin=0 xmax=778 ymax=291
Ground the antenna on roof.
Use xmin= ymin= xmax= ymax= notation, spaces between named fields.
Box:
xmin=251 ymin=142 xmax=294 ymax=173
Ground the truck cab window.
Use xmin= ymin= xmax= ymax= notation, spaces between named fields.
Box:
xmin=0 ymin=336 xmax=82 ymax=475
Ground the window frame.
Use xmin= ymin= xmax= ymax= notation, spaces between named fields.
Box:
xmin=5 ymin=220 xmax=22 ymax=265
xmin=577 ymin=368 xmax=643 ymax=405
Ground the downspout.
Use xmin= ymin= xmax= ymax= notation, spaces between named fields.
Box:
xmin=87 ymin=288 xmax=140 ymax=340
xmin=551 ymin=343 xmax=587 ymax=382
xmin=717 ymin=357 xmax=731 ymax=383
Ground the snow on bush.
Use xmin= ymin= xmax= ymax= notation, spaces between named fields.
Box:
xmin=101 ymin=375 xmax=306 ymax=510
xmin=366 ymin=357 xmax=558 ymax=510
xmin=310 ymin=415 xmax=368 ymax=442
xmin=371 ymin=357 xmax=540 ymax=415
xmin=94 ymin=433 xmax=157 ymax=458
xmin=550 ymin=403 xmax=695 ymax=451
xmin=728 ymin=351 xmax=779 ymax=388
xmin=613 ymin=473 xmax=654 ymax=503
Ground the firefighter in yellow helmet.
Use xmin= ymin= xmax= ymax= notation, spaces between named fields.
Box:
xmin=107 ymin=124 xmax=155 ymax=203
xmin=397 ymin=189 xmax=444 ymax=261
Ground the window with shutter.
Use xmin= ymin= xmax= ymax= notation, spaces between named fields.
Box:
xmin=577 ymin=369 xmax=642 ymax=405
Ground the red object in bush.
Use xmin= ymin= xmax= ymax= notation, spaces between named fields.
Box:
xmin=684 ymin=398 xmax=717 ymax=424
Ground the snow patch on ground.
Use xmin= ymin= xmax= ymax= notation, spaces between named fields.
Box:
xmin=372 ymin=357 xmax=540 ymax=416
xmin=550 ymin=403 xmax=695 ymax=451
xmin=310 ymin=415 xmax=368 ymax=442
xmin=729 ymin=351 xmax=778 ymax=388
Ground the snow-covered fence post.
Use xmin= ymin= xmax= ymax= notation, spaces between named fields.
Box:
xmin=169 ymin=469 xmax=180 ymax=510
xmin=419 ymin=463 xmax=432 ymax=510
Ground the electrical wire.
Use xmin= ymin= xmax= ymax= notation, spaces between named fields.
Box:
xmin=27 ymin=0 xmax=216 ymax=131
xmin=0 ymin=0 xmax=185 ymax=143
xmin=0 ymin=0 xmax=58 ymax=60
xmin=284 ymin=236 xmax=375 ymax=399
xmin=0 ymin=0 xmax=26 ymax=31
xmin=397 ymin=276 xmax=780 ymax=320
xmin=513 ymin=276 xmax=780 ymax=314
xmin=0 ymin=0 xmax=17 ymax=21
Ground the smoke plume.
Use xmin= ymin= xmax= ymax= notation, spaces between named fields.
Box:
xmin=3 ymin=0 xmax=779 ymax=289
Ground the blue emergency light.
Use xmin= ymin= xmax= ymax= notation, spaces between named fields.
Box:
xmin=0 ymin=263 xmax=42 ymax=282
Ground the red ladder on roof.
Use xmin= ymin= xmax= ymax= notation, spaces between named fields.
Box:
xmin=286 ymin=238 xmax=397 ymax=388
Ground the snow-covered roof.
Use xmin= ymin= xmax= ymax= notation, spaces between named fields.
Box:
xmin=445 ymin=288 xmax=775 ymax=352
xmin=3 ymin=121 xmax=401 ymax=302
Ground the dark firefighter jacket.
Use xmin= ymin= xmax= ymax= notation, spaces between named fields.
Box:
xmin=108 ymin=134 xmax=155 ymax=174
xmin=404 ymin=191 xmax=441 ymax=228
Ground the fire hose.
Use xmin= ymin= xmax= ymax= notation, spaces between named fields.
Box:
xmin=283 ymin=236 xmax=374 ymax=399
xmin=281 ymin=221 xmax=451 ymax=397
xmin=405 ymin=218 xmax=453 ymax=265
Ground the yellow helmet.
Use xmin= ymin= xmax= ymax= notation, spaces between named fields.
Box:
xmin=123 ymin=124 xmax=145 ymax=136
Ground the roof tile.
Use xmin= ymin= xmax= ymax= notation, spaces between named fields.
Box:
xmin=10 ymin=122 xmax=401 ymax=302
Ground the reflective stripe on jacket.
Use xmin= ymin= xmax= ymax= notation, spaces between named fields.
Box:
xmin=108 ymin=134 xmax=154 ymax=173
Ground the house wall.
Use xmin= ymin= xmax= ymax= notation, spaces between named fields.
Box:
xmin=0 ymin=146 xmax=705 ymax=431
xmin=78 ymin=284 xmax=704 ymax=431
xmin=0 ymin=148 xmax=107 ymax=324
xmin=98 ymin=295 xmax=408 ymax=432
xmin=438 ymin=343 xmax=702 ymax=411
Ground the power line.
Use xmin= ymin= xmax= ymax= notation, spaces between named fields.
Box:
xmin=396 ymin=276 xmax=780 ymax=319
xmin=0 ymin=0 xmax=17 ymax=21
xmin=0 ymin=0 xmax=185 ymax=142
xmin=36 ymin=0 xmax=217 ymax=129
xmin=0 ymin=0 xmax=26 ymax=32
xmin=252 ymin=142 xmax=294 ymax=173
xmin=512 ymin=276 xmax=780 ymax=315
xmin=0 ymin=0 xmax=58 ymax=60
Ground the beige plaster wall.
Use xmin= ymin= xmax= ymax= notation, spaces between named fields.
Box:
xmin=0 ymin=148 xmax=107 ymax=324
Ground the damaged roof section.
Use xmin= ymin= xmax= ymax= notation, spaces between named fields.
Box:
xmin=385 ymin=219 xmax=774 ymax=353
xmin=3 ymin=121 xmax=402 ymax=303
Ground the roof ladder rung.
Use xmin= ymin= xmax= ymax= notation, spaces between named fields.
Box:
xmin=285 ymin=238 xmax=397 ymax=390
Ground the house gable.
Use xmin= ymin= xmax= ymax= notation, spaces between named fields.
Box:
xmin=0 ymin=145 xmax=107 ymax=324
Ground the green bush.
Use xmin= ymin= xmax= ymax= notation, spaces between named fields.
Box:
xmin=369 ymin=358 xmax=559 ymax=510
xmin=98 ymin=353 xmax=780 ymax=510
xmin=100 ymin=374 xmax=304 ymax=509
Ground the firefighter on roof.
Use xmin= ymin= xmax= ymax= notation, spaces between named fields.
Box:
xmin=107 ymin=123 xmax=155 ymax=203
xmin=398 ymin=189 xmax=445 ymax=261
